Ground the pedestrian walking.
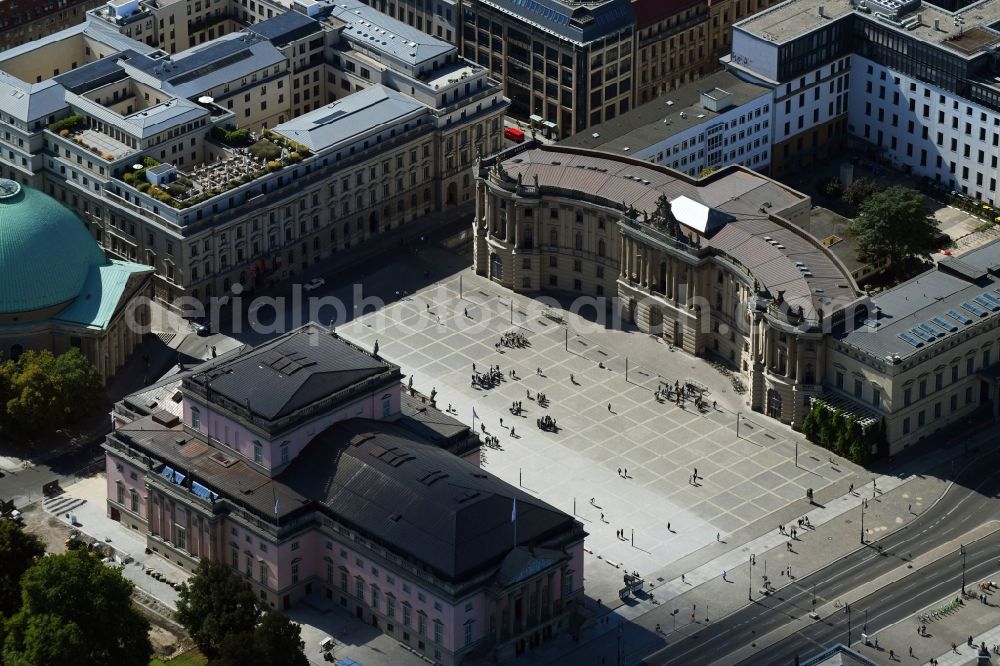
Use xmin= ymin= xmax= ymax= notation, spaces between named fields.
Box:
xmin=849 ymin=483 xmax=854 ymax=494
xmin=681 ymin=573 xmax=685 ymax=583
xmin=722 ymin=570 xmax=727 ymax=580
xmin=510 ymin=427 xmax=515 ymax=437
xmin=618 ymin=467 xmax=622 ymax=477
xmin=624 ymin=468 xmax=628 ymax=478
xmin=716 ymin=532 xmax=720 ymax=542
xmin=608 ymin=403 xmax=612 ymax=412
xmin=908 ymin=647 xmax=913 ymax=657
xmin=667 ymin=522 xmax=671 ymax=531
xmin=500 ymin=417 xmax=504 ymax=428
xmin=907 ymin=503 xmax=912 ymax=513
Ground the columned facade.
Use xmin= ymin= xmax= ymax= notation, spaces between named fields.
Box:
xmin=474 ymin=145 xmax=860 ymax=427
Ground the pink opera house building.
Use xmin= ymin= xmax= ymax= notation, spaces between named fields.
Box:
xmin=104 ymin=323 xmax=585 ymax=664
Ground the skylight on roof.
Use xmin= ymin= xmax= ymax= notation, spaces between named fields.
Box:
xmin=932 ymin=316 xmax=959 ymax=332
xmin=962 ymin=302 xmax=988 ymax=317
xmin=974 ymin=295 xmax=1000 ymax=312
xmin=947 ymin=309 xmax=972 ymax=325
xmin=898 ymin=331 xmax=923 ymax=347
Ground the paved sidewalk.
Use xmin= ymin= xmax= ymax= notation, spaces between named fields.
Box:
xmin=853 ymin=590 xmax=1000 ymax=666
xmin=44 ymin=476 xmax=190 ymax=609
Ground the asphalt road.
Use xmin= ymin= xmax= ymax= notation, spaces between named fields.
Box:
xmin=742 ymin=533 xmax=1000 ymax=665
xmin=0 ymin=440 xmax=105 ymax=510
xmin=640 ymin=448 xmax=1000 ymax=666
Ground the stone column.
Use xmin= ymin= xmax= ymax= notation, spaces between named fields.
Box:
xmin=788 ymin=338 xmax=798 ymax=379
xmin=795 ymin=340 xmax=805 ymax=382
xmin=764 ymin=327 xmax=773 ymax=369
xmin=817 ymin=341 xmax=827 ymax=383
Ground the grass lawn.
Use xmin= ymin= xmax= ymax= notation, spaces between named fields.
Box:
xmin=149 ymin=649 xmax=207 ymax=666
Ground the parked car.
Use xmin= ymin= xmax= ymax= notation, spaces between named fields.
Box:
xmin=303 ymin=278 xmax=326 ymax=291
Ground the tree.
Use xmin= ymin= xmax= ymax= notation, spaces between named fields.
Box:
xmin=821 ymin=177 xmax=844 ymax=199
xmin=801 ymin=403 xmax=821 ymax=443
xmin=842 ymin=177 xmax=881 ymax=206
xmin=214 ymin=610 xmax=308 ymax=666
xmin=698 ymin=167 xmax=718 ymax=178
xmin=849 ymin=185 xmax=940 ymax=276
xmin=0 ymin=519 xmax=45 ymax=619
xmin=0 ymin=348 xmax=104 ymax=435
xmin=49 ymin=348 xmax=103 ymax=421
xmin=2 ymin=549 xmax=151 ymax=666
xmin=175 ymin=560 xmax=260 ymax=658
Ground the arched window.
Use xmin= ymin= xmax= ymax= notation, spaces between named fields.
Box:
xmin=598 ymin=239 xmax=606 ymax=257
xmin=550 ymin=228 xmax=558 ymax=247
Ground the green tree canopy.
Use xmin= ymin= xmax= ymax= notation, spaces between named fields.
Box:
xmin=213 ymin=610 xmax=308 ymax=666
xmin=0 ymin=519 xmax=44 ymax=619
xmin=848 ymin=185 xmax=940 ymax=274
xmin=175 ymin=560 xmax=260 ymax=658
xmin=842 ymin=177 xmax=881 ymax=206
xmin=2 ymin=549 xmax=151 ymax=666
xmin=0 ymin=348 xmax=103 ymax=435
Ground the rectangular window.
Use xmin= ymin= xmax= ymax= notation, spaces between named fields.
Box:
xmin=387 ymin=595 xmax=395 ymax=618
xmin=253 ymin=442 xmax=262 ymax=464
xmin=280 ymin=443 xmax=289 ymax=464
xmin=465 ymin=622 xmax=473 ymax=647
xmin=356 ymin=578 xmax=365 ymax=600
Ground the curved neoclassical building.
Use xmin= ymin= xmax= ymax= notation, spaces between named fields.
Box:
xmin=0 ymin=179 xmax=153 ymax=381
xmin=473 ymin=145 xmax=863 ymax=427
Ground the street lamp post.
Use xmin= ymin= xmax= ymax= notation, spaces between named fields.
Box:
xmin=961 ymin=544 xmax=967 ymax=594
xmin=845 ymin=604 xmax=852 ymax=645
xmin=860 ymin=500 xmax=865 ymax=544
xmin=749 ymin=555 xmax=753 ymax=601
xmin=736 ymin=412 xmax=741 ymax=438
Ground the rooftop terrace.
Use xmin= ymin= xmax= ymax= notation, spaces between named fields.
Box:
xmin=736 ymin=0 xmax=1000 ymax=56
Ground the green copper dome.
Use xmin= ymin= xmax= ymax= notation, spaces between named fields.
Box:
xmin=0 ymin=180 xmax=108 ymax=315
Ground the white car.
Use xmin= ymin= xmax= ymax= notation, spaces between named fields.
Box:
xmin=303 ymin=278 xmax=326 ymax=291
